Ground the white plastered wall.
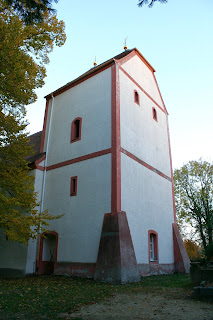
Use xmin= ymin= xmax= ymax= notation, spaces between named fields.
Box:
xmin=43 ymin=68 xmax=111 ymax=167
xmin=121 ymin=154 xmax=174 ymax=264
xmin=120 ymin=56 xmax=174 ymax=264
xmin=121 ymin=54 xmax=163 ymax=108
xmin=43 ymin=154 xmax=111 ymax=262
xmin=0 ymin=168 xmax=43 ymax=275
xmin=40 ymin=68 xmax=112 ymax=263
xmin=119 ymin=67 xmax=171 ymax=177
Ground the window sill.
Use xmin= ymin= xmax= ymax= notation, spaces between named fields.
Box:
xmin=70 ymin=138 xmax=81 ymax=144
xmin=149 ymin=260 xmax=159 ymax=264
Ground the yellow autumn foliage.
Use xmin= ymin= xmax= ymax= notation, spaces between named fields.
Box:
xmin=0 ymin=0 xmax=65 ymax=243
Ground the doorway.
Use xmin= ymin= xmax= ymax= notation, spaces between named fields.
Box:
xmin=37 ymin=231 xmax=58 ymax=275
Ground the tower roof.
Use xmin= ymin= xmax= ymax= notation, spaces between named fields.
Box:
xmin=45 ymin=48 xmax=155 ymax=99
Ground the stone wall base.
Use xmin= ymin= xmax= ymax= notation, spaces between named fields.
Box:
xmin=54 ymin=262 xmax=96 ymax=278
xmin=52 ymin=262 xmax=175 ymax=279
xmin=138 ymin=263 xmax=175 ymax=276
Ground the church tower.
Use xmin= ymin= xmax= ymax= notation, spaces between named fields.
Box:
xmin=0 ymin=48 xmax=190 ymax=281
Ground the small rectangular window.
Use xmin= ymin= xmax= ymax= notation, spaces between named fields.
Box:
xmin=70 ymin=176 xmax=78 ymax=196
xmin=152 ymin=107 xmax=157 ymax=122
xmin=134 ymin=90 xmax=140 ymax=105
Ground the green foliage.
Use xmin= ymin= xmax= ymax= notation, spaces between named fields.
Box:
xmin=174 ymin=160 xmax=213 ymax=257
xmin=138 ymin=0 xmax=168 ymax=8
xmin=0 ymin=110 xmax=62 ymax=243
xmin=4 ymin=0 xmax=58 ymax=24
xmin=184 ymin=239 xmax=204 ymax=261
xmin=0 ymin=276 xmax=115 ymax=319
xmin=0 ymin=0 xmax=66 ymax=243
xmin=0 ymin=0 xmax=66 ymax=110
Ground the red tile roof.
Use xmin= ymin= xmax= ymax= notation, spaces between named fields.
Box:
xmin=26 ymin=131 xmax=44 ymax=164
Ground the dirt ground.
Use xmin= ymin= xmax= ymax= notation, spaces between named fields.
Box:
xmin=62 ymin=288 xmax=213 ymax=320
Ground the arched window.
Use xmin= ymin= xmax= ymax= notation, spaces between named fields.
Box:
xmin=148 ymin=230 xmax=158 ymax=262
xmin=134 ymin=90 xmax=140 ymax=105
xmin=152 ymin=107 xmax=157 ymax=121
xmin=71 ymin=117 xmax=82 ymax=143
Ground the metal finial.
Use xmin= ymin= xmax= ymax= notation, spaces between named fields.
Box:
xmin=124 ymin=37 xmax=128 ymax=51
xmin=93 ymin=56 xmax=97 ymax=67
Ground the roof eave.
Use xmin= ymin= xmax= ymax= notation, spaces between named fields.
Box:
xmin=133 ymin=48 xmax=155 ymax=73
xmin=45 ymin=58 xmax=115 ymax=99
xmin=44 ymin=48 xmax=155 ymax=99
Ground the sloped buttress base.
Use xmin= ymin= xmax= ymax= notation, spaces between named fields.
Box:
xmin=173 ymin=223 xmax=190 ymax=273
xmin=94 ymin=211 xmax=140 ymax=284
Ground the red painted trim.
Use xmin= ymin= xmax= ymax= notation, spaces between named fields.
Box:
xmin=121 ymin=148 xmax=171 ymax=182
xmin=111 ymin=64 xmax=121 ymax=213
xmin=135 ymin=50 xmax=156 ymax=73
xmin=46 ymin=63 xmax=113 ymax=99
xmin=148 ymin=230 xmax=159 ymax=263
xmin=119 ymin=66 xmax=166 ymax=114
xmin=35 ymin=154 xmax=46 ymax=171
xmin=134 ymin=89 xmax=140 ymax=106
xmin=70 ymin=117 xmax=82 ymax=143
xmin=166 ymin=117 xmax=176 ymax=222
xmin=35 ymin=165 xmax=45 ymax=171
xmin=36 ymin=153 xmax=46 ymax=164
xmin=46 ymin=148 xmax=111 ymax=171
xmin=40 ymin=98 xmax=50 ymax=153
xmin=152 ymin=107 xmax=158 ymax=122
xmin=115 ymin=50 xmax=136 ymax=66
xmin=38 ymin=231 xmax=59 ymax=263
xmin=152 ymin=72 xmax=168 ymax=115
xmin=45 ymin=48 xmax=155 ymax=100
xmin=70 ymin=176 xmax=78 ymax=196
xmin=115 ymin=48 xmax=155 ymax=73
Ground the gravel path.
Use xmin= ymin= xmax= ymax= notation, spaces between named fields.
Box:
xmin=62 ymin=288 xmax=213 ymax=320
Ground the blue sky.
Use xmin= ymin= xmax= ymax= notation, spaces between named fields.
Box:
xmin=26 ymin=0 xmax=213 ymax=169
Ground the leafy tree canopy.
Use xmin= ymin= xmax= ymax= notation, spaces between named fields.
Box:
xmin=0 ymin=110 xmax=62 ymax=243
xmin=174 ymin=160 xmax=213 ymax=257
xmin=184 ymin=239 xmax=203 ymax=261
xmin=0 ymin=0 xmax=65 ymax=243
xmin=138 ymin=0 xmax=168 ymax=8
xmin=3 ymin=0 xmax=58 ymax=24
xmin=0 ymin=0 xmax=66 ymax=111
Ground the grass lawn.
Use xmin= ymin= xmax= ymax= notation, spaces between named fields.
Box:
xmin=0 ymin=274 xmax=191 ymax=319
